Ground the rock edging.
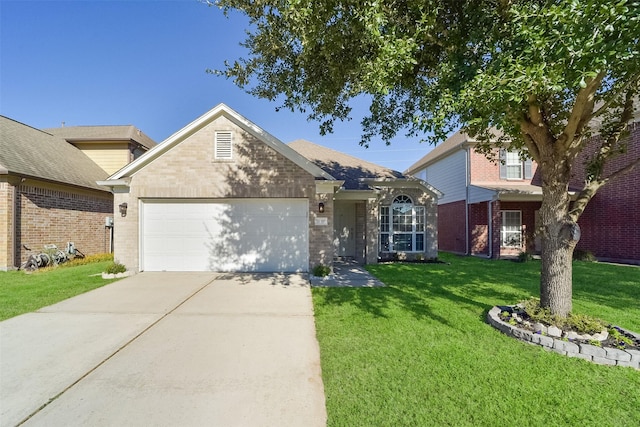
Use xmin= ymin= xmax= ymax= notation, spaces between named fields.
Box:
xmin=487 ymin=306 xmax=640 ymax=369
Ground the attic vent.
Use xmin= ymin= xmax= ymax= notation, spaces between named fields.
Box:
xmin=215 ymin=131 xmax=233 ymax=160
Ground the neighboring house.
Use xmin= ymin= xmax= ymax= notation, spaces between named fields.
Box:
xmin=99 ymin=104 xmax=441 ymax=273
xmin=0 ymin=117 xmax=156 ymax=270
xmin=45 ymin=125 xmax=156 ymax=175
xmin=568 ymin=122 xmax=640 ymax=264
xmin=405 ymin=123 xmax=640 ymax=264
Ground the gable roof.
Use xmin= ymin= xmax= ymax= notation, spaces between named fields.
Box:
xmin=0 ymin=116 xmax=109 ymax=191
xmin=404 ymin=130 xmax=472 ymax=175
xmin=288 ymin=139 xmax=405 ymax=190
xmin=107 ymin=104 xmax=334 ymax=182
xmin=44 ymin=125 xmax=156 ymax=150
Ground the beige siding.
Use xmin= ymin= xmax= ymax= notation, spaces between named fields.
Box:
xmin=74 ymin=142 xmax=131 ymax=175
xmin=420 ymin=149 xmax=467 ymax=204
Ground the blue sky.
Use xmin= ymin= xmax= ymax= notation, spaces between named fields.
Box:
xmin=1 ymin=0 xmax=435 ymax=172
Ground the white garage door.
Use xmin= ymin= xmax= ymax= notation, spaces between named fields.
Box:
xmin=141 ymin=199 xmax=308 ymax=272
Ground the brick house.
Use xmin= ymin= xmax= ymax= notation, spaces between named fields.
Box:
xmin=568 ymin=122 xmax=640 ymax=264
xmin=405 ymin=123 xmax=640 ymax=264
xmin=99 ymin=104 xmax=441 ymax=272
xmin=0 ymin=117 xmax=155 ymax=270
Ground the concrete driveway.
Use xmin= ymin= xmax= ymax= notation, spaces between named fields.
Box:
xmin=0 ymin=272 xmax=326 ymax=427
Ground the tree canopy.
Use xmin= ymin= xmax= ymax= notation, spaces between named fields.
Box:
xmin=212 ymin=0 xmax=640 ymax=316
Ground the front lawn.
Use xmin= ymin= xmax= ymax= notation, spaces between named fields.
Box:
xmin=0 ymin=260 xmax=119 ymax=321
xmin=312 ymin=253 xmax=640 ymax=426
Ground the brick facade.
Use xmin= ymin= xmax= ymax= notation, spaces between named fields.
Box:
xmin=1 ymin=178 xmax=112 ymax=270
xmin=0 ymin=181 xmax=15 ymax=270
xmin=570 ymin=123 xmax=640 ymax=263
xmin=437 ymin=201 xmax=467 ymax=254
xmin=113 ymin=116 xmax=333 ymax=272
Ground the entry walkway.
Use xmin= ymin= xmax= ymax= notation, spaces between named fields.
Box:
xmin=310 ymin=261 xmax=386 ymax=287
xmin=0 ymin=273 xmax=326 ymax=427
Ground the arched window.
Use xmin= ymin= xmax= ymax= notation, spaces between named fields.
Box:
xmin=379 ymin=195 xmax=425 ymax=253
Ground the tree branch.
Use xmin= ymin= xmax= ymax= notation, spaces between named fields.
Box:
xmin=570 ymin=154 xmax=640 ymax=222
xmin=561 ymin=71 xmax=605 ymax=154
xmin=590 ymin=72 xmax=640 ymax=120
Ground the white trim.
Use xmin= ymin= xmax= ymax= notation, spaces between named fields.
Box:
xmin=501 ymin=210 xmax=522 ymax=248
xmin=106 ymin=103 xmax=335 ymax=181
xmin=361 ymin=177 xmax=443 ymax=198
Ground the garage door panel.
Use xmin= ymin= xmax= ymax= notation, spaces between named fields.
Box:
xmin=141 ymin=200 xmax=308 ymax=272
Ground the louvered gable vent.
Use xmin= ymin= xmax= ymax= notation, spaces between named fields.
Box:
xmin=215 ymin=131 xmax=233 ymax=159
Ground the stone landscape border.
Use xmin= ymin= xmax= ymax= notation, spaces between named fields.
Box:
xmin=487 ymin=306 xmax=640 ymax=369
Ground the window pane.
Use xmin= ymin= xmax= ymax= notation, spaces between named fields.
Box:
xmin=505 ymin=151 xmax=522 ymax=179
xmin=394 ymin=234 xmax=413 ymax=251
xmin=506 ymin=165 xmax=522 ymax=179
xmin=415 ymin=207 xmax=425 ymax=232
xmin=380 ymin=233 xmax=390 ymax=251
xmin=501 ymin=211 xmax=522 ymax=247
xmin=416 ymin=233 xmax=424 ymax=251
xmin=380 ymin=207 xmax=390 ymax=232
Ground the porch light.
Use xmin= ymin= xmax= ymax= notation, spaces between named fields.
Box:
xmin=318 ymin=202 xmax=325 ymax=213
xmin=119 ymin=203 xmax=128 ymax=217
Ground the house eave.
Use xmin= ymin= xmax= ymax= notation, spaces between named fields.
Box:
xmin=361 ymin=177 xmax=443 ymax=198
xmin=108 ymin=104 xmax=335 ymax=182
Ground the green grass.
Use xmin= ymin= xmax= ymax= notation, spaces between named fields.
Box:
xmin=313 ymin=253 xmax=640 ymax=426
xmin=0 ymin=260 xmax=119 ymax=321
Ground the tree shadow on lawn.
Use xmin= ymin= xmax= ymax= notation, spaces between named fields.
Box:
xmin=314 ymin=261 xmax=534 ymax=325
xmin=314 ymin=257 xmax=640 ymax=326
xmin=571 ymin=261 xmax=640 ymax=312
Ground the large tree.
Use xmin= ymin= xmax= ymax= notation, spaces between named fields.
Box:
xmin=211 ymin=0 xmax=640 ymax=316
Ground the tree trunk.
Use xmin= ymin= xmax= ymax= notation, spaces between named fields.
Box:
xmin=538 ymin=173 xmax=579 ymax=318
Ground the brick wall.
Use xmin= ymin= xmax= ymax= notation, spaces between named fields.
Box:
xmin=438 ymin=200 xmax=467 ymax=254
xmin=0 ymin=181 xmax=14 ymax=270
xmin=470 ymin=147 xmax=539 ymax=184
xmin=469 ymin=202 xmax=489 ymax=255
xmin=15 ymin=181 xmax=113 ymax=265
xmin=570 ymin=123 xmax=640 ymax=263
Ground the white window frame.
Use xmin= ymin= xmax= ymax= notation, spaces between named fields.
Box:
xmin=214 ymin=131 xmax=233 ymax=160
xmin=505 ymin=150 xmax=523 ymax=180
xmin=501 ymin=210 xmax=522 ymax=248
xmin=379 ymin=195 xmax=425 ymax=253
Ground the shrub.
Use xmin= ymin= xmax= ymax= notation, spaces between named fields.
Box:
xmin=104 ymin=261 xmax=127 ymax=274
xmin=516 ymin=251 xmax=533 ymax=263
xmin=313 ymin=264 xmax=331 ymax=277
xmin=519 ymin=297 xmax=605 ymax=334
xmin=64 ymin=253 xmax=114 ymax=267
xmin=573 ymin=249 xmax=596 ymax=262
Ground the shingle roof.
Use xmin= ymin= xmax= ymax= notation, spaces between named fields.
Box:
xmin=0 ymin=116 xmax=109 ymax=191
xmin=288 ymin=139 xmax=404 ymax=190
xmin=44 ymin=125 xmax=156 ymax=150
xmin=404 ymin=130 xmax=472 ymax=175
xmin=404 ymin=127 xmax=505 ymax=175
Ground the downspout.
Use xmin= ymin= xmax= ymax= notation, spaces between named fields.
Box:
xmin=487 ymin=199 xmax=492 ymax=259
xmin=465 ymin=147 xmax=470 ymax=255
xmin=11 ymin=182 xmax=19 ymax=268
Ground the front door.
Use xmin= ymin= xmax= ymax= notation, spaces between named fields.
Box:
xmin=334 ymin=202 xmax=356 ymax=259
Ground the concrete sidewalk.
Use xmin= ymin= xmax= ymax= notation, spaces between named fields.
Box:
xmin=310 ymin=261 xmax=386 ymax=287
xmin=0 ymin=272 xmax=326 ymax=427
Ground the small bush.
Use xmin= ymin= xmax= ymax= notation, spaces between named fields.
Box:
xmin=313 ymin=264 xmax=331 ymax=277
xmin=519 ymin=297 xmax=605 ymax=334
xmin=104 ymin=261 xmax=127 ymax=274
xmin=516 ymin=251 xmax=533 ymax=263
xmin=63 ymin=253 xmax=114 ymax=268
xmin=573 ymin=249 xmax=596 ymax=262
